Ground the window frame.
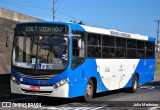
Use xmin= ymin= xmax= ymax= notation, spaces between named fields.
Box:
xmin=85 ymin=32 xmax=155 ymax=59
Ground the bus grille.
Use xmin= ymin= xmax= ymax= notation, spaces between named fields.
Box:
xmin=19 ymin=73 xmax=57 ymax=80
xmin=21 ymin=89 xmax=52 ymax=95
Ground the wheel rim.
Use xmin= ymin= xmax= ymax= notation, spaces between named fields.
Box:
xmin=86 ymin=83 xmax=93 ymax=97
xmin=133 ymin=79 xmax=137 ymax=90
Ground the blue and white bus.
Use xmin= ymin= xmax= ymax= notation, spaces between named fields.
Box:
xmin=11 ymin=22 xmax=156 ymax=101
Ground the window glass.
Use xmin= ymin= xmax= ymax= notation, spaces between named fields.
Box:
xmin=127 ymin=39 xmax=136 ymax=48
xmin=88 ymin=34 xmax=101 ymax=46
xmin=146 ymin=51 xmax=154 ymax=58
xmin=102 ymin=36 xmax=114 ymax=47
xmin=116 ymin=48 xmax=126 ymax=58
xmin=72 ymin=31 xmax=86 ymax=69
xmin=146 ymin=42 xmax=154 ymax=50
xmin=127 ymin=49 xmax=136 ymax=58
xmin=102 ymin=47 xmax=115 ymax=58
xmin=88 ymin=46 xmax=101 ymax=58
xmin=13 ymin=35 xmax=69 ymax=70
xmin=137 ymin=40 xmax=145 ymax=49
xmin=116 ymin=37 xmax=126 ymax=48
xmin=137 ymin=50 xmax=145 ymax=58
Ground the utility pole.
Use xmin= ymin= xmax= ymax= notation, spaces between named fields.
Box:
xmin=53 ymin=0 xmax=55 ymax=21
xmin=154 ymin=20 xmax=160 ymax=43
xmin=155 ymin=20 xmax=160 ymax=56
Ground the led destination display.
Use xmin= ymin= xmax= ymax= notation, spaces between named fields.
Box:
xmin=16 ymin=23 xmax=68 ymax=34
xmin=25 ymin=26 xmax=64 ymax=33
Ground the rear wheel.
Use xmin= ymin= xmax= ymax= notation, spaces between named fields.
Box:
xmin=128 ymin=75 xmax=138 ymax=93
xmin=84 ymin=79 xmax=94 ymax=102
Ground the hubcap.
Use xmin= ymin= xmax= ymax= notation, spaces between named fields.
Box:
xmin=86 ymin=84 xmax=92 ymax=97
xmin=133 ymin=80 xmax=137 ymax=90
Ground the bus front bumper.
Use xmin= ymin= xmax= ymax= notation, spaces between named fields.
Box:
xmin=10 ymin=80 xmax=69 ymax=98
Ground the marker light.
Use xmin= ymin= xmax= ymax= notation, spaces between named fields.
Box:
xmin=39 ymin=36 xmax=43 ymax=41
xmin=11 ymin=75 xmax=16 ymax=81
xmin=11 ymin=75 xmax=20 ymax=85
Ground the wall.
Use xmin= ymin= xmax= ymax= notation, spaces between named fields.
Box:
xmin=0 ymin=8 xmax=43 ymax=74
xmin=0 ymin=8 xmax=43 ymax=22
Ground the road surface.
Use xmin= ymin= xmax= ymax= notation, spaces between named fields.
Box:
xmin=0 ymin=78 xmax=160 ymax=110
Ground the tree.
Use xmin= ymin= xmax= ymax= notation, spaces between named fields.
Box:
xmin=70 ymin=20 xmax=85 ymax=25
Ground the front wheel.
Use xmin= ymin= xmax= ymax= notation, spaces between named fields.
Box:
xmin=84 ymin=79 xmax=94 ymax=102
xmin=128 ymin=75 xmax=138 ymax=93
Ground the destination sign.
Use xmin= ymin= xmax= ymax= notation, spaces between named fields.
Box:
xmin=25 ymin=26 xmax=64 ymax=33
xmin=16 ymin=24 xmax=67 ymax=34
xmin=110 ymin=31 xmax=131 ymax=38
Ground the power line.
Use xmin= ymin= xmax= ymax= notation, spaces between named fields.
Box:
xmin=0 ymin=0 xmax=106 ymax=27
xmin=0 ymin=0 xmax=156 ymax=36
xmin=0 ymin=4 xmax=51 ymax=19
xmin=56 ymin=11 xmax=156 ymax=35
xmin=0 ymin=0 xmax=54 ymax=20
xmin=54 ymin=0 xmax=59 ymax=4
xmin=0 ymin=1 xmax=51 ymax=16
xmin=1 ymin=0 xmax=52 ymax=10
xmin=54 ymin=0 xmax=63 ymax=13
xmin=53 ymin=0 xmax=64 ymax=21
xmin=53 ymin=0 xmax=54 ymax=21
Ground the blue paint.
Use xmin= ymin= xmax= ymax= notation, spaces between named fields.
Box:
xmin=68 ymin=59 xmax=109 ymax=98
xmin=124 ymin=59 xmax=155 ymax=88
xmin=148 ymin=36 xmax=156 ymax=42
xmin=12 ymin=68 xmax=69 ymax=86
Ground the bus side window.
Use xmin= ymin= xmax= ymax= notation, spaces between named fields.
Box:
xmin=72 ymin=31 xmax=85 ymax=58
xmin=72 ymin=39 xmax=79 ymax=57
xmin=79 ymin=40 xmax=85 ymax=57
xmin=72 ymin=39 xmax=85 ymax=57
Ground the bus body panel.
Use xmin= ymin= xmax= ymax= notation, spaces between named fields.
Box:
xmin=11 ymin=58 xmax=155 ymax=98
xmin=68 ymin=58 xmax=155 ymax=98
xmin=11 ymin=80 xmax=69 ymax=98
xmin=11 ymin=68 xmax=69 ymax=86
xmin=68 ymin=59 xmax=109 ymax=98
xmin=11 ymin=22 xmax=156 ymax=99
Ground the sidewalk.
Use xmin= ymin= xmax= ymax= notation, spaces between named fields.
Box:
xmin=155 ymin=74 xmax=160 ymax=79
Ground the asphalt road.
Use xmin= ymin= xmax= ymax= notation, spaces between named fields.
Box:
xmin=0 ymin=79 xmax=160 ymax=110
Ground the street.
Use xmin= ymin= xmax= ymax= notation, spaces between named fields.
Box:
xmin=0 ymin=78 xmax=160 ymax=110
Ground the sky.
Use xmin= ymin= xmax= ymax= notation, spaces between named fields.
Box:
xmin=0 ymin=0 xmax=160 ymax=39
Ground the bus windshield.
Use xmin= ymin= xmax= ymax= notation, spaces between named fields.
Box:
xmin=12 ymin=34 xmax=69 ymax=70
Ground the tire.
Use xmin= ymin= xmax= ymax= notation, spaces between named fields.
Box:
xmin=128 ymin=75 xmax=138 ymax=93
xmin=84 ymin=79 xmax=94 ymax=102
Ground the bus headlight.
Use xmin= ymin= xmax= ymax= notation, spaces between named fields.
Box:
xmin=53 ymin=78 xmax=69 ymax=88
xmin=11 ymin=75 xmax=16 ymax=81
xmin=11 ymin=75 xmax=20 ymax=85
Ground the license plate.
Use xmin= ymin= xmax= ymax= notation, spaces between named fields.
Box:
xmin=30 ymin=86 xmax=40 ymax=91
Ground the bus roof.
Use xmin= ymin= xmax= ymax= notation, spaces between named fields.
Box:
xmin=17 ymin=21 xmax=155 ymax=42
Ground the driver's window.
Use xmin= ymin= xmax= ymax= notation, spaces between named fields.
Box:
xmin=72 ymin=31 xmax=85 ymax=69
xmin=72 ymin=31 xmax=85 ymax=57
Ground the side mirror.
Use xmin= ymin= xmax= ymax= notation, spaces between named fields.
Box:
xmin=6 ymin=36 xmax=10 ymax=47
xmin=78 ymin=39 xmax=81 ymax=48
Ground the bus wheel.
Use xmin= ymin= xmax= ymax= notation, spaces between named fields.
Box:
xmin=84 ymin=79 xmax=94 ymax=102
xmin=129 ymin=75 xmax=138 ymax=93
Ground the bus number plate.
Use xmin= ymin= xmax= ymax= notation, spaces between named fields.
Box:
xmin=30 ymin=86 xmax=40 ymax=91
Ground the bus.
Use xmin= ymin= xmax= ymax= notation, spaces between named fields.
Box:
xmin=10 ymin=22 xmax=156 ymax=101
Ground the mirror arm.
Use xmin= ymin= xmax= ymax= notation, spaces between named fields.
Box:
xmin=6 ymin=36 xmax=10 ymax=47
